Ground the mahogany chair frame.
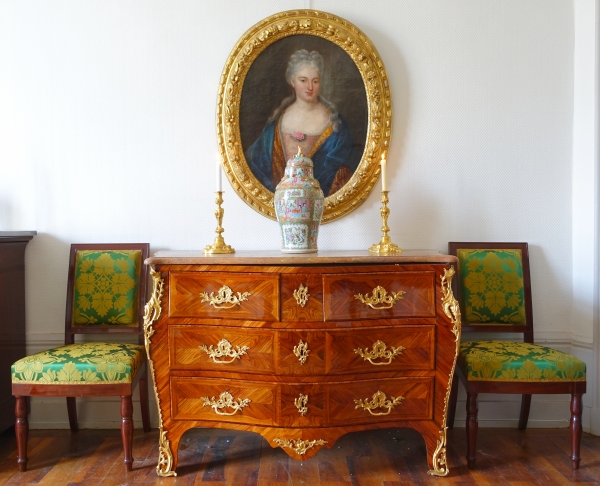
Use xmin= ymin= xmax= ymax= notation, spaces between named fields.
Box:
xmin=12 ymin=243 xmax=152 ymax=472
xmin=446 ymin=242 xmax=586 ymax=469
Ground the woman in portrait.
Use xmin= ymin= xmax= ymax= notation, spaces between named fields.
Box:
xmin=245 ymin=49 xmax=360 ymax=197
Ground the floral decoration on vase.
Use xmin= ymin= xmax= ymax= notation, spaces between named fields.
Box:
xmin=274 ymin=147 xmax=324 ymax=253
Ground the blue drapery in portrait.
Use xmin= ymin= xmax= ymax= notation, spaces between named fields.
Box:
xmin=245 ymin=116 xmax=360 ymax=196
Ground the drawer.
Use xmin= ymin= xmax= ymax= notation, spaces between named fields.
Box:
xmin=168 ymin=272 xmax=279 ymax=321
xmin=326 ymin=326 xmax=435 ymax=374
xmin=276 ymin=331 xmax=326 ymax=375
xmin=171 ymin=377 xmax=276 ymax=425
xmin=281 ymin=274 xmax=324 ymax=321
xmin=327 ymin=378 xmax=433 ymax=425
xmin=279 ymin=384 xmax=325 ymax=427
xmin=169 ymin=326 xmax=275 ymax=373
xmin=323 ymin=272 xmax=436 ymax=321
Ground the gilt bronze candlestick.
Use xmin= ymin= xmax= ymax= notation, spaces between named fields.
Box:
xmin=368 ymin=190 xmax=402 ymax=255
xmin=204 ymin=191 xmax=235 ymax=254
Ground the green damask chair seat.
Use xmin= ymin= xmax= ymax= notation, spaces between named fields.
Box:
xmin=459 ymin=340 xmax=586 ymax=382
xmin=11 ymin=342 xmax=144 ymax=385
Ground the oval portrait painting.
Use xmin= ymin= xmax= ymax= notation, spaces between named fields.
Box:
xmin=217 ymin=10 xmax=392 ymax=223
xmin=240 ymin=35 xmax=367 ymax=199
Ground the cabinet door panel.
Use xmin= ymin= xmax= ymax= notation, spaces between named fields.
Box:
xmin=323 ymin=272 xmax=436 ymax=321
xmin=169 ymin=326 xmax=275 ymax=373
xmin=328 ymin=378 xmax=433 ymax=425
xmin=171 ymin=377 xmax=276 ymax=425
xmin=169 ymin=272 xmax=279 ymax=321
xmin=326 ymin=327 xmax=435 ymax=374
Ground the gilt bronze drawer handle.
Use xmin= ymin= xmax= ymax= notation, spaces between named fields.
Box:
xmin=198 ymin=338 xmax=249 ymax=364
xmin=293 ymin=284 xmax=310 ymax=307
xmin=294 ymin=394 xmax=309 ymax=416
xmin=199 ymin=285 xmax=251 ymax=309
xmin=354 ymin=285 xmax=406 ymax=310
xmin=293 ymin=340 xmax=310 ymax=365
xmin=354 ymin=340 xmax=406 ymax=365
xmin=201 ymin=391 xmax=250 ymax=416
xmin=354 ymin=390 xmax=404 ymax=416
xmin=273 ymin=438 xmax=327 ymax=456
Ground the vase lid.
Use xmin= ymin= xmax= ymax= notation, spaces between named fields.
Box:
xmin=288 ymin=146 xmax=313 ymax=167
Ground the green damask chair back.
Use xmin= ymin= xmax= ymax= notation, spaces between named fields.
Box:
xmin=66 ymin=245 xmax=147 ymax=338
xmin=451 ymin=242 xmax=533 ymax=341
xmin=447 ymin=242 xmax=586 ymax=470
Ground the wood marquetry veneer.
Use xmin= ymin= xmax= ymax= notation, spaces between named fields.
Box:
xmin=143 ymin=250 xmax=460 ymax=477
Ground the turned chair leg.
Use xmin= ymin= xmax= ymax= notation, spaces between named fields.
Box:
xmin=466 ymin=392 xmax=478 ymax=469
xmin=139 ymin=366 xmax=151 ymax=433
xmin=120 ymin=395 xmax=134 ymax=471
xmin=446 ymin=373 xmax=459 ymax=429
xmin=518 ymin=394 xmax=532 ymax=430
xmin=15 ymin=396 xmax=29 ymax=472
xmin=570 ymin=393 xmax=583 ymax=469
xmin=66 ymin=397 xmax=78 ymax=432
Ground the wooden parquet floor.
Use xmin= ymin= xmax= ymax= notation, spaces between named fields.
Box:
xmin=0 ymin=427 xmax=597 ymax=485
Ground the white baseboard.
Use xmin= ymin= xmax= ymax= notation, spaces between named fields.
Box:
xmin=23 ymin=337 xmax=597 ymax=434
xmin=452 ymin=394 xmax=592 ymax=431
xmin=591 ymin=408 xmax=600 ymax=435
xmin=31 ymin=395 xmax=590 ymax=431
xmin=28 ymin=395 xmax=161 ymax=429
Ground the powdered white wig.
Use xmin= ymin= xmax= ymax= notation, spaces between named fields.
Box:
xmin=269 ymin=49 xmax=340 ymax=131
xmin=285 ymin=50 xmax=324 ymax=83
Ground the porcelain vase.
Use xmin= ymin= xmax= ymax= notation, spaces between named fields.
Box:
xmin=274 ymin=150 xmax=324 ymax=253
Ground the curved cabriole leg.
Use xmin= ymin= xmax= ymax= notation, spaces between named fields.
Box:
xmin=518 ymin=394 xmax=532 ymax=430
xmin=421 ymin=426 xmax=449 ymax=477
xmin=66 ymin=397 xmax=78 ymax=432
xmin=120 ymin=395 xmax=134 ymax=471
xmin=15 ymin=396 xmax=29 ymax=472
xmin=139 ymin=366 xmax=151 ymax=433
xmin=570 ymin=393 xmax=583 ymax=469
xmin=466 ymin=392 xmax=478 ymax=469
xmin=156 ymin=422 xmax=201 ymax=476
xmin=166 ymin=424 xmax=189 ymax=474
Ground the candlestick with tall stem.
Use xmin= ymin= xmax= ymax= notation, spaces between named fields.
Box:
xmin=368 ymin=152 xmax=402 ymax=254
xmin=204 ymin=160 xmax=235 ymax=254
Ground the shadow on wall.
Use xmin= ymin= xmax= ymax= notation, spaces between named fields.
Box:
xmin=382 ymin=29 xmax=410 ymax=183
xmin=530 ymin=244 xmax=574 ymax=343
xmin=365 ymin=25 xmax=410 ymax=202
xmin=25 ymin=234 xmax=73 ymax=353
xmin=317 ymin=25 xmax=411 ymax=251
xmin=391 ymin=180 xmax=442 ymax=252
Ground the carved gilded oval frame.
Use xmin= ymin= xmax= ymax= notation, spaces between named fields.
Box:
xmin=216 ymin=10 xmax=392 ymax=223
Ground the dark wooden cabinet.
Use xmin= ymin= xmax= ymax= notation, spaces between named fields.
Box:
xmin=0 ymin=232 xmax=35 ymax=432
xmin=144 ymin=251 xmax=461 ymax=477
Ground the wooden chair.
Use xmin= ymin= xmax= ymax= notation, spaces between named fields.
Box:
xmin=446 ymin=242 xmax=586 ymax=469
xmin=11 ymin=243 xmax=152 ymax=472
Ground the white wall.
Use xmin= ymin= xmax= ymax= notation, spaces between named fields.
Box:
xmin=1 ymin=0 xmax=596 ymax=432
xmin=573 ymin=0 xmax=599 ymax=434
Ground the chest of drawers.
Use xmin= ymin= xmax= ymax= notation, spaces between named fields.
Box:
xmin=0 ymin=233 xmax=35 ymax=432
xmin=143 ymin=251 xmax=461 ymax=477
